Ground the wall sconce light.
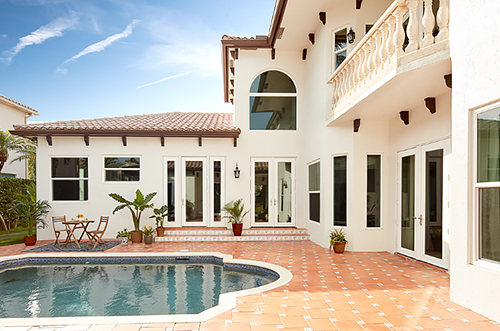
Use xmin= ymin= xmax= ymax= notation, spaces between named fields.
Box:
xmin=234 ymin=163 xmax=240 ymax=179
xmin=347 ymin=27 xmax=356 ymax=44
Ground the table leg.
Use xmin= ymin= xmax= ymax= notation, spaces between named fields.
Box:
xmin=65 ymin=224 xmax=81 ymax=249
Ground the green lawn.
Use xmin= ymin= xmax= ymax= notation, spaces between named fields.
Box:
xmin=0 ymin=227 xmax=29 ymax=246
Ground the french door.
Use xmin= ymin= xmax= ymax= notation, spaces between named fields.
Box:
xmin=251 ymin=158 xmax=295 ymax=226
xmin=397 ymin=139 xmax=449 ymax=268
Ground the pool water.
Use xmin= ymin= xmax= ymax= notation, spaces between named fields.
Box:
xmin=0 ymin=263 xmax=278 ymax=318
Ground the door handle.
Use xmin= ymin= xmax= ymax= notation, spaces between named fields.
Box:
xmin=413 ymin=215 xmax=423 ymax=225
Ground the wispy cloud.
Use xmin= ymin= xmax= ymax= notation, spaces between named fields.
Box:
xmin=63 ymin=19 xmax=140 ymax=64
xmin=2 ymin=11 xmax=78 ymax=63
xmin=1 ymin=34 xmax=7 ymax=38
xmin=137 ymin=72 xmax=191 ymax=89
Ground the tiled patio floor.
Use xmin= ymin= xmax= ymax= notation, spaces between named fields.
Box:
xmin=1 ymin=240 xmax=499 ymax=331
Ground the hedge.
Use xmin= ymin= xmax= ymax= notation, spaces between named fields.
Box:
xmin=0 ymin=177 xmax=35 ymax=230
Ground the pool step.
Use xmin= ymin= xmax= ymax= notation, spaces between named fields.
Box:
xmin=155 ymin=227 xmax=309 ymax=242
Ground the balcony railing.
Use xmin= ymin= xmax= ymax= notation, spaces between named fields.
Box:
xmin=327 ymin=0 xmax=450 ymax=117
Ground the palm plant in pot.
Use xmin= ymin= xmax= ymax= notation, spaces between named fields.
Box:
xmin=149 ymin=205 xmax=169 ymax=237
xmin=142 ymin=225 xmax=155 ymax=245
xmin=222 ymin=199 xmax=249 ymax=236
xmin=329 ymin=227 xmax=348 ymax=253
xmin=109 ymin=189 xmax=156 ymax=243
xmin=10 ymin=183 xmax=50 ymax=246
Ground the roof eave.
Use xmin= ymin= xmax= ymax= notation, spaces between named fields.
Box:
xmin=10 ymin=129 xmax=240 ymax=139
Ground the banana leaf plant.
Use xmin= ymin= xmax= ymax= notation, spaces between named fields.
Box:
xmin=109 ymin=189 xmax=156 ymax=232
xmin=149 ymin=204 xmax=169 ymax=228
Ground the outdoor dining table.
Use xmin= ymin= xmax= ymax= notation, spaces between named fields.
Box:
xmin=62 ymin=219 xmax=94 ymax=248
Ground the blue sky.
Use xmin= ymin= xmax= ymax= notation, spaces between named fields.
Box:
xmin=0 ymin=0 xmax=275 ymax=122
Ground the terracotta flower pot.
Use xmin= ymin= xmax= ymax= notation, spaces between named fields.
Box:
xmin=232 ymin=223 xmax=243 ymax=236
xmin=24 ymin=236 xmax=37 ymax=246
xmin=144 ymin=235 xmax=153 ymax=245
xmin=156 ymin=228 xmax=165 ymax=237
xmin=130 ymin=230 xmax=143 ymax=243
xmin=334 ymin=241 xmax=346 ymax=253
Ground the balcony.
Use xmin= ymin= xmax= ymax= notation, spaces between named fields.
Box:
xmin=326 ymin=0 xmax=451 ymax=125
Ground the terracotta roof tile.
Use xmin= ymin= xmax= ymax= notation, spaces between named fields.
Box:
xmin=13 ymin=112 xmax=240 ymax=137
xmin=0 ymin=93 xmax=39 ymax=115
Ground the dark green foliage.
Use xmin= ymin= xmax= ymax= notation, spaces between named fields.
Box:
xmin=0 ymin=178 xmax=34 ymax=230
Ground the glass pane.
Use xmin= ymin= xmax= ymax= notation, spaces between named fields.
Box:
xmin=53 ymin=180 xmax=88 ymax=201
xmin=367 ymin=155 xmax=381 ymax=228
xmin=480 ymin=188 xmax=500 ymax=262
xmin=365 ymin=24 xmax=373 ymax=34
xmin=401 ymin=155 xmax=415 ymax=251
xmin=167 ymin=161 xmax=175 ymax=222
xmin=336 ymin=51 xmax=346 ymax=69
xmin=309 ymin=193 xmax=320 ymax=223
xmin=185 ymin=161 xmax=203 ymax=222
xmin=277 ymin=162 xmax=292 ymax=223
xmin=250 ymin=96 xmax=296 ymax=130
xmin=308 ymin=162 xmax=320 ymax=191
xmin=249 ymin=70 xmax=296 ymax=93
xmin=477 ymin=107 xmax=500 ymax=182
xmin=334 ymin=28 xmax=347 ymax=51
xmin=104 ymin=157 xmax=140 ymax=169
xmin=333 ymin=156 xmax=347 ymax=227
xmin=51 ymin=158 xmax=88 ymax=178
xmin=105 ymin=170 xmax=139 ymax=181
xmin=254 ymin=162 xmax=269 ymax=223
xmin=214 ymin=161 xmax=221 ymax=222
xmin=425 ymin=149 xmax=443 ymax=259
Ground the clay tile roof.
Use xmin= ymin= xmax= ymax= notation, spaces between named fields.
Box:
xmin=0 ymin=93 xmax=39 ymax=116
xmin=222 ymin=35 xmax=256 ymax=41
xmin=12 ymin=112 xmax=240 ymax=138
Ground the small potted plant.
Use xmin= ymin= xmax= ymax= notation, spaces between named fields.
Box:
xmin=329 ymin=227 xmax=348 ymax=253
xmin=109 ymin=189 xmax=156 ymax=243
xmin=142 ymin=225 xmax=155 ymax=245
xmin=149 ymin=205 xmax=169 ymax=237
xmin=222 ymin=199 xmax=249 ymax=236
xmin=116 ymin=229 xmax=131 ymax=246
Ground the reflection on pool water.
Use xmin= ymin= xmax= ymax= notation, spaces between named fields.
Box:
xmin=0 ymin=260 xmax=279 ymax=318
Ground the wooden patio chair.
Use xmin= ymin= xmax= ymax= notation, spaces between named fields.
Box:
xmin=87 ymin=216 xmax=109 ymax=249
xmin=52 ymin=215 xmax=70 ymax=246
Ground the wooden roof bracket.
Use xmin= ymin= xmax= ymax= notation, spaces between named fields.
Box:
xmin=425 ymin=97 xmax=436 ymax=114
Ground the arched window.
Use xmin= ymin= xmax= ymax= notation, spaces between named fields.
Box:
xmin=249 ymin=70 xmax=297 ymax=130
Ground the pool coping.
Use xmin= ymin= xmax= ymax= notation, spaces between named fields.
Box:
xmin=0 ymin=251 xmax=293 ymax=326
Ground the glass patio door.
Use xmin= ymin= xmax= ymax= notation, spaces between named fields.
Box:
xmin=397 ymin=139 xmax=449 ymax=268
xmin=251 ymin=158 xmax=295 ymax=226
xmin=182 ymin=158 xmax=207 ymax=226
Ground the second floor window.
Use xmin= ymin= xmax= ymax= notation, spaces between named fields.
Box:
xmin=334 ymin=28 xmax=347 ymax=69
xmin=249 ymin=70 xmax=297 ymax=130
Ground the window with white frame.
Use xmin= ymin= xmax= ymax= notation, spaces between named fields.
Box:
xmin=51 ymin=157 xmax=88 ymax=201
xmin=476 ymin=106 xmax=500 ymax=263
xmin=333 ymin=155 xmax=347 ymax=227
xmin=367 ymin=155 xmax=381 ymax=228
xmin=104 ymin=157 xmax=140 ymax=182
xmin=333 ymin=28 xmax=347 ymax=69
xmin=309 ymin=161 xmax=320 ymax=222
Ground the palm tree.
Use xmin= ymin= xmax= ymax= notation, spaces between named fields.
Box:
xmin=0 ymin=131 xmax=24 ymax=174
xmin=9 ymin=138 xmax=37 ymax=180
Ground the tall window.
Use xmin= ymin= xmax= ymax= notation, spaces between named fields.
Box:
xmin=249 ymin=70 xmax=297 ymax=130
xmin=476 ymin=106 xmax=500 ymax=263
xmin=309 ymin=162 xmax=320 ymax=222
xmin=333 ymin=156 xmax=347 ymax=227
xmin=367 ymin=155 xmax=381 ymax=227
xmin=333 ymin=28 xmax=347 ymax=69
xmin=51 ymin=157 xmax=88 ymax=201
xmin=104 ymin=157 xmax=140 ymax=182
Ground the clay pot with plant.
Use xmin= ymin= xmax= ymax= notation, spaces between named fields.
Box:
xmin=222 ymin=199 xmax=249 ymax=236
xmin=329 ymin=227 xmax=348 ymax=253
xmin=109 ymin=189 xmax=156 ymax=243
xmin=142 ymin=225 xmax=155 ymax=245
xmin=149 ymin=205 xmax=169 ymax=237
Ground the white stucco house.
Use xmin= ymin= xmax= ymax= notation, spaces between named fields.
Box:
xmin=0 ymin=94 xmax=39 ymax=178
xmin=10 ymin=0 xmax=500 ymax=322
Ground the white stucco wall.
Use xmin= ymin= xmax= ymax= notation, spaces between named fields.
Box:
xmin=0 ymin=102 xmax=28 ymax=178
xmin=449 ymin=0 xmax=500 ymax=322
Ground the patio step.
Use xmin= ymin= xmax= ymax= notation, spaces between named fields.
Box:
xmin=155 ymin=227 xmax=309 ymax=242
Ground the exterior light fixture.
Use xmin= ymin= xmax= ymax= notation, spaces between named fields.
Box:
xmin=347 ymin=28 xmax=356 ymax=44
xmin=234 ymin=163 xmax=240 ymax=179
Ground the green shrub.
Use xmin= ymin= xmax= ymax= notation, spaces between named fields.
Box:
xmin=0 ymin=177 xmax=34 ymax=230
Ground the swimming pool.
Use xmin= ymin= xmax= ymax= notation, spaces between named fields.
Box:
xmin=0 ymin=252 xmax=293 ymax=326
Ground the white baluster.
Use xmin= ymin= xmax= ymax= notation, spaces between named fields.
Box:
xmin=421 ymin=0 xmax=435 ymax=47
xmin=406 ymin=0 xmax=420 ymax=53
xmin=332 ymin=77 xmax=338 ymax=107
xmin=386 ymin=14 xmax=396 ymax=63
xmin=435 ymin=0 xmax=449 ymax=42
xmin=356 ymin=51 xmax=364 ymax=88
xmin=378 ymin=26 xmax=388 ymax=68
xmin=394 ymin=0 xmax=407 ymax=56
xmin=362 ymin=44 xmax=370 ymax=83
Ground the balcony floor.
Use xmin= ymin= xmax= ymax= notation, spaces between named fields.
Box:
xmin=1 ymin=240 xmax=499 ymax=330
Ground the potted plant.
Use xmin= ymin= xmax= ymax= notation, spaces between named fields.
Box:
xmin=222 ymin=199 xmax=249 ymax=236
xmin=329 ymin=227 xmax=348 ymax=253
xmin=10 ymin=183 xmax=50 ymax=246
xmin=142 ymin=225 xmax=155 ymax=245
xmin=116 ymin=229 xmax=131 ymax=246
xmin=109 ymin=189 xmax=156 ymax=243
xmin=149 ymin=205 xmax=168 ymax=237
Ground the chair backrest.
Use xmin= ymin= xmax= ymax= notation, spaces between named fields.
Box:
xmin=52 ymin=215 xmax=66 ymax=231
xmin=97 ymin=216 xmax=109 ymax=233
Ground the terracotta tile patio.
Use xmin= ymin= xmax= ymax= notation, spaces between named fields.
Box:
xmin=1 ymin=240 xmax=499 ymax=331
